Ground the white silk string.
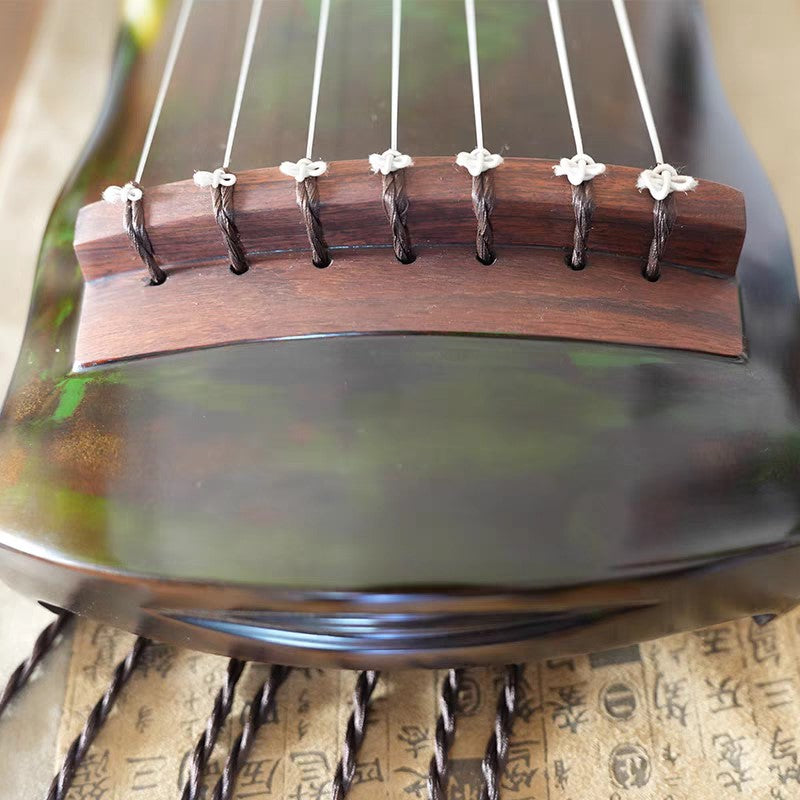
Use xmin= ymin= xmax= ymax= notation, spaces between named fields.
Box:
xmin=194 ymin=0 xmax=264 ymax=190
xmin=611 ymin=0 xmax=697 ymax=200
xmin=280 ymin=0 xmax=331 ymax=181
xmin=369 ymin=0 xmax=413 ymax=175
xmin=456 ymin=0 xmax=502 ymax=177
xmin=103 ymin=0 xmax=195 ymax=203
xmin=548 ymin=0 xmax=605 ymax=186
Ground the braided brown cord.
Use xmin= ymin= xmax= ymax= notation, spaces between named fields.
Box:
xmin=380 ymin=169 xmax=415 ymax=264
xmin=644 ymin=193 xmax=676 ymax=281
xmin=45 ymin=636 xmax=149 ymax=800
xmin=330 ymin=670 xmax=380 ymax=800
xmin=471 ymin=172 xmax=496 ymax=265
xmin=211 ymin=665 xmax=291 ymax=800
xmin=296 ymin=176 xmax=331 ymax=268
xmin=427 ymin=669 xmax=462 ymax=800
xmin=123 ymin=182 xmax=166 ymax=285
xmin=478 ymin=665 xmax=522 ymax=800
xmin=568 ymin=182 xmax=593 ymax=270
xmin=0 ymin=609 xmax=72 ymax=719
xmin=212 ymin=183 xmax=250 ymax=275
xmin=180 ymin=657 xmax=247 ymax=800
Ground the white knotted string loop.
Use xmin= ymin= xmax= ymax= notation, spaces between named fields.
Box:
xmin=279 ymin=158 xmax=328 ymax=182
xmin=102 ymin=183 xmax=143 ymax=203
xmin=193 ymin=167 xmax=237 ymax=189
xmin=456 ymin=147 xmax=503 ymax=178
xmin=553 ymin=154 xmax=606 ymax=187
xmin=368 ymin=149 xmax=413 ymax=176
xmin=637 ymin=163 xmax=698 ymax=202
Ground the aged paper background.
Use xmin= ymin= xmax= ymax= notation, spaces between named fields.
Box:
xmin=55 ymin=613 xmax=800 ymax=799
xmin=1 ymin=1 xmax=800 ymax=798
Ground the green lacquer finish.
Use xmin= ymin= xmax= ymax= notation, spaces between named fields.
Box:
xmin=0 ymin=1 xmax=798 ymax=665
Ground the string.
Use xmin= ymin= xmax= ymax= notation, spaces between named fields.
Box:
xmin=549 ymin=0 xmax=605 ymax=187
xmin=547 ymin=0 xmax=582 ymax=157
xmin=134 ymin=0 xmax=194 ymax=184
xmin=368 ymin=0 xmax=412 ymax=176
xmin=611 ymin=0 xmax=697 ymax=202
xmin=463 ymin=0 xmax=484 ymax=151
xmin=610 ymin=0 xmax=663 ymax=165
xmin=390 ymin=0 xmax=401 ymax=152
xmin=223 ymin=0 xmax=264 ymax=170
xmin=456 ymin=0 xmax=502 ymax=177
xmin=306 ymin=0 xmax=331 ymax=161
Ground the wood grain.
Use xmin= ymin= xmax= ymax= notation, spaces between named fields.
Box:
xmin=74 ymin=157 xmax=746 ymax=281
xmin=74 ymin=246 xmax=743 ymax=367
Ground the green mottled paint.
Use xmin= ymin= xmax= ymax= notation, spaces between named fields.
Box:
xmin=53 ymin=297 xmax=74 ymax=329
xmin=51 ymin=376 xmax=89 ymax=422
xmin=51 ymin=371 xmax=122 ymax=422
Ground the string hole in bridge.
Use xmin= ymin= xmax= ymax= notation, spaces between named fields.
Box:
xmin=565 ymin=251 xmax=586 ymax=271
xmin=230 ymin=263 xmax=249 ymax=276
xmin=147 ymin=274 xmax=167 ymax=287
xmin=476 ymin=252 xmax=496 ymax=267
xmin=314 ymin=256 xmax=333 ymax=269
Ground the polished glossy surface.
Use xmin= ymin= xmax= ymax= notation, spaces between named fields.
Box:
xmin=0 ymin=1 xmax=798 ymax=666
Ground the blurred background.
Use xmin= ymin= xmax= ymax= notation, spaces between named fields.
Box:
xmin=0 ymin=0 xmax=798 ymax=794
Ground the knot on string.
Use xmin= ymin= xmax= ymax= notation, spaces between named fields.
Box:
xmin=279 ymin=158 xmax=328 ymax=182
xmin=455 ymin=147 xmax=503 ymax=177
xmin=368 ymin=149 xmax=413 ymax=176
xmin=102 ymin=183 xmax=143 ymax=203
xmin=553 ymin=153 xmax=606 ymax=187
xmin=637 ymin=163 xmax=698 ymax=202
xmin=193 ymin=167 xmax=237 ymax=189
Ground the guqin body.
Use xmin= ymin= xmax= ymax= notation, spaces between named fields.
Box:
xmin=0 ymin=0 xmax=797 ymax=671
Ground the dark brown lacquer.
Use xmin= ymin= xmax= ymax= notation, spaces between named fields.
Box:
xmin=0 ymin=0 xmax=798 ymax=668
xmin=73 ymin=158 xmax=746 ymax=364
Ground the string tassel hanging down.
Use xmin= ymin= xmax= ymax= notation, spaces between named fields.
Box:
xmin=280 ymin=0 xmax=332 ymax=268
xmin=102 ymin=0 xmax=195 ymax=284
xmin=210 ymin=665 xmax=291 ymax=800
xmin=612 ymin=0 xmax=698 ymax=281
xmin=477 ymin=665 xmax=523 ymax=800
xmin=548 ymin=0 xmax=606 ymax=269
xmin=46 ymin=637 xmax=150 ymax=800
xmin=193 ymin=0 xmax=264 ymax=275
xmin=0 ymin=608 xmax=72 ymax=719
xmin=180 ymin=657 xmax=247 ymax=800
xmin=368 ymin=0 xmax=415 ymax=263
xmin=428 ymin=669 xmax=463 ymax=800
xmin=456 ymin=0 xmax=504 ymax=265
xmin=330 ymin=670 xmax=380 ymax=800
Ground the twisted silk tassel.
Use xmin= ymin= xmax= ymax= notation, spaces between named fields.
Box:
xmin=123 ymin=183 xmax=166 ymax=284
xmin=330 ymin=670 xmax=380 ymax=800
xmin=644 ymin=193 xmax=676 ymax=281
xmin=46 ymin=637 xmax=150 ymax=800
xmin=296 ymin=176 xmax=331 ymax=268
xmin=471 ymin=171 xmax=496 ymax=265
xmin=427 ymin=669 xmax=463 ymax=800
xmin=0 ymin=609 xmax=72 ymax=719
xmin=380 ymin=169 xmax=414 ymax=263
xmin=478 ymin=665 xmax=523 ymax=800
xmin=211 ymin=665 xmax=291 ymax=800
xmin=212 ymin=183 xmax=249 ymax=275
xmin=180 ymin=658 xmax=247 ymax=800
xmin=568 ymin=182 xmax=593 ymax=269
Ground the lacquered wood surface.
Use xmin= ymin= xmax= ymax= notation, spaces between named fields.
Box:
xmin=0 ymin=0 xmax=798 ymax=665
